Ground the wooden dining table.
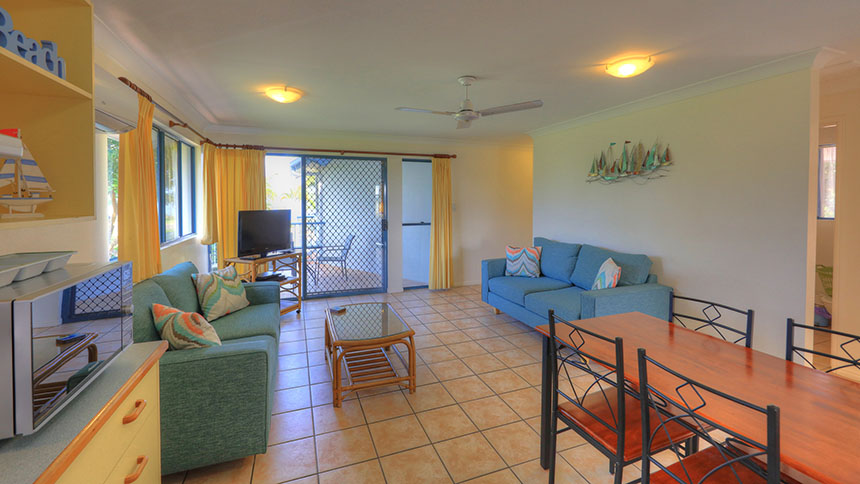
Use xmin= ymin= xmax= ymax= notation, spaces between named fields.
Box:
xmin=536 ymin=312 xmax=860 ymax=484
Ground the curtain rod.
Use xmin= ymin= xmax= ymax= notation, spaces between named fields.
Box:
xmin=117 ymin=77 xmax=457 ymax=159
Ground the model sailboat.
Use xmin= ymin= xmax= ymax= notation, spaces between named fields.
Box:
xmin=0 ymin=129 xmax=53 ymax=218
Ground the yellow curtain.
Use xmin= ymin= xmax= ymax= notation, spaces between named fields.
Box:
xmin=429 ymin=157 xmax=453 ymax=289
xmin=200 ymin=145 xmax=266 ymax=268
xmin=118 ymin=95 xmax=161 ymax=282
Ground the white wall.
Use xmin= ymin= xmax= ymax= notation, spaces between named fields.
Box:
xmin=217 ymin=131 xmax=534 ymax=291
xmin=531 ymin=70 xmax=816 ymax=356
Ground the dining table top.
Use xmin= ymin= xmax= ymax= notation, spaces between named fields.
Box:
xmin=535 ymin=312 xmax=860 ymax=484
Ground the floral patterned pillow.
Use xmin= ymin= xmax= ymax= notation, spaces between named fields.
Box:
xmin=151 ymin=303 xmax=221 ymax=350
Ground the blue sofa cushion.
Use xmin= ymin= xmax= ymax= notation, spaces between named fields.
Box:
xmin=210 ymin=303 xmax=281 ymax=341
xmin=534 ymin=237 xmax=581 ymax=282
xmin=487 ymin=276 xmax=571 ymax=305
xmin=524 ymin=286 xmax=585 ymax=322
xmin=151 ymin=261 xmax=200 ymax=314
xmin=570 ymin=245 xmax=653 ymax=288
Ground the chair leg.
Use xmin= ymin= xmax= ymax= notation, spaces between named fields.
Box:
xmin=614 ymin=460 xmax=623 ymax=484
xmin=548 ymin=411 xmax=558 ymax=484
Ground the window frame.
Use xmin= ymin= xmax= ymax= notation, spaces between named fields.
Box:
xmin=152 ymin=126 xmax=197 ymax=244
xmin=817 ymin=143 xmax=836 ymax=220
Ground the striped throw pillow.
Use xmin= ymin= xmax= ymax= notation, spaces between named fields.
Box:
xmin=592 ymin=257 xmax=621 ymax=290
xmin=191 ymin=265 xmax=250 ymax=321
xmin=151 ymin=303 xmax=221 ymax=350
xmin=505 ymin=246 xmax=542 ymax=278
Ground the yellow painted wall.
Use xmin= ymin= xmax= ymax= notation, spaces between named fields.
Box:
xmin=217 ymin=131 xmax=534 ymax=289
xmin=821 ymin=71 xmax=860 ymax=336
xmin=532 ymin=70 xmax=815 ymax=356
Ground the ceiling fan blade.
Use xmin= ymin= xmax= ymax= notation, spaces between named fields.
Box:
xmin=396 ymin=107 xmax=455 ymax=115
xmin=478 ymin=100 xmax=544 ymax=117
xmin=456 ymin=120 xmax=472 ymax=129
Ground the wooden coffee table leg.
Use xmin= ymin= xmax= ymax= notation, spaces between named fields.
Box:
xmin=332 ymin=349 xmax=342 ymax=408
xmin=407 ymin=336 xmax=416 ymax=393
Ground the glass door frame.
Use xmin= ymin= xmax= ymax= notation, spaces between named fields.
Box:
xmin=268 ymin=153 xmax=388 ymax=299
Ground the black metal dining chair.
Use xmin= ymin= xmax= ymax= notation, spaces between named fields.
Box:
xmin=785 ymin=318 xmax=860 ymax=375
xmin=546 ymin=310 xmax=694 ymax=484
xmin=315 ymin=234 xmax=355 ymax=281
xmin=670 ymin=292 xmax=755 ymax=348
xmin=637 ymin=348 xmax=783 ymax=483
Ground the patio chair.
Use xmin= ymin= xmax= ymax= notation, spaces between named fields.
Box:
xmin=316 ymin=234 xmax=355 ymax=281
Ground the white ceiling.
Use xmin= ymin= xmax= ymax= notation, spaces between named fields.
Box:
xmin=93 ymin=0 xmax=860 ymax=139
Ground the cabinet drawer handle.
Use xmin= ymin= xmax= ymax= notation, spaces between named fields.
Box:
xmin=124 ymin=455 xmax=149 ymax=484
xmin=122 ymin=399 xmax=147 ymax=424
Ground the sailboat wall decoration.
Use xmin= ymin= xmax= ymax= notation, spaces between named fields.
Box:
xmin=0 ymin=129 xmax=54 ymax=219
xmin=587 ymin=140 xmax=673 ymax=184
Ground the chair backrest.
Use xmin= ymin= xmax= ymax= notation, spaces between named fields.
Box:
xmin=670 ymin=293 xmax=755 ymax=348
xmin=785 ymin=318 xmax=860 ymax=374
xmin=548 ymin=309 xmax=627 ymax=459
xmin=637 ymin=348 xmax=781 ymax=484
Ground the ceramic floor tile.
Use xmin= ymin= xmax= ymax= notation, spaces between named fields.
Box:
xmin=418 ymin=312 xmax=448 ymax=324
xmin=434 ymin=433 xmax=506 ymax=482
xmin=459 ymin=395 xmax=521 ymax=430
xmin=524 ymin=416 xmax=585 ymax=451
xmin=425 ymin=321 xmax=459 ymax=333
xmin=438 ymin=309 xmax=470 ymax=321
xmin=403 ymin=382 xmax=455 ymax=412
xmin=427 ymin=359 xmax=474 ymax=381
xmin=560 ymin=443 xmax=624 ymax=484
xmin=447 ymin=341 xmax=488 ymax=359
xmin=184 ymin=456 xmax=253 ymax=484
xmin=279 ymin=353 xmax=309 ymax=370
xmin=435 ymin=330 xmax=472 ymax=345
xmin=282 ymin=330 xmax=307 ymax=342
xmin=512 ymin=457 xmax=589 ymax=484
xmin=463 ymin=327 xmax=498 ymax=340
xmin=478 ymin=368 xmax=530 ymax=394
xmin=313 ymin=399 xmax=366 ymax=434
xmin=368 ymin=414 xmax=431 ymax=455
xmin=280 ymin=341 xmax=307 ymax=355
xmin=512 ymin=362 xmax=543 ymax=386
xmin=309 ymin=364 xmax=332 ymax=384
xmin=451 ymin=318 xmax=483 ymax=330
xmin=494 ymin=348 xmax=538 ymax=368
xmin=252 ymin=437 xmax=317 ymax=484
xmin=318 ymin=459 xmax=385 ymax=484
xmin=410 ymin=305 xmax=439 ymax=315
xmin=482 ymin=421 xmax=541 ymax=466
xmin=269 ymin=408 xmax=314 ymax=444
xmin=278 ymin=368 xmax=310 ymax=390
xmin=315 ymin=425 xmax=377 ymax=472
xmin=441 ymin=375 xmax=495 ymax=403
xmin=360 ymin=390 xmax=413 ymax=423
xmin=419 ymin=345 xmax=459 ymax=364
xmin=499 ymin=387 xmax=542 ymax=419
xmin=380 ymin=445 xmax=453 ymax=484
xmin=308 ymin=350 xmax=326 ymax=366
xmin=476 ymin=337 xmax=516 ymax=353
xmin=461 ymin=354 xmax=507 ymax=374
xmin=462 ymin=469 xmax=521 ymax=484
xmin=414 ymin=334 xmax=444 ymax=349
xmin=416 ymin=404 xmax=478 ymax=442
xmin=274 ymin=387 xmax=312 ymax=414
xmin=415 ymin=364 xmax=439 ymax=386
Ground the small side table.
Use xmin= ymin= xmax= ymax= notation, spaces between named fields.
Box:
xmin=225 ymin=251 xmax=302 ymax=315
xmin=324 ymin=303 xmax=416 ymax=407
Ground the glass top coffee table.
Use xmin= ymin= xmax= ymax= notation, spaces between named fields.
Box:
xmin=324 ymin=303 xmax=416 ymax=407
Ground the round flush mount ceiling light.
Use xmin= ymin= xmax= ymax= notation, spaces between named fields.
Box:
xmin=605 ymin=56 xmax=654 ymax=78
xmin=265 ymin=86 xmax=303 ymax=103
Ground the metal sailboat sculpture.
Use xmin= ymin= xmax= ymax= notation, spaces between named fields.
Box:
xmin=0 ymin=129 xmax=53 ymax=218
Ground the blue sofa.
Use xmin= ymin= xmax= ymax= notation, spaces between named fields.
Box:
xmin=481 ymin=237 xmax=671 ymax=327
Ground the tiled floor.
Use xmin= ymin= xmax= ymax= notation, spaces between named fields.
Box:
xmin=162 ymin=285 xmax=618 ymax=484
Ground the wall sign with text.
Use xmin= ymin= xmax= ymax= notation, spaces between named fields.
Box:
xmin=0 ymin=6 xmax=66 ymax=80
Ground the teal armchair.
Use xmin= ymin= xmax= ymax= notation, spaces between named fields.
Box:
xmin=132 ymin=262 xmax=280 ymax=475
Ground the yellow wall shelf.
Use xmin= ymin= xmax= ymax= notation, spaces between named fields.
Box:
xmin=0 ymin=0 xmax=95 ymax=222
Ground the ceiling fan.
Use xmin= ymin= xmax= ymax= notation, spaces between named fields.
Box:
xmin=396 ymin=76 xmax=543 ymax=129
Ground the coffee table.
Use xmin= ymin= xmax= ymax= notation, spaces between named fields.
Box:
xmin=324 ymin=303 xmax=416 ymax=407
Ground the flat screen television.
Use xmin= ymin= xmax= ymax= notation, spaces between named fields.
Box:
xmin=237 ymin=209 xmax=292 ymax=257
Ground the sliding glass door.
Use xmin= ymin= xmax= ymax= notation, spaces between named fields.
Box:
xmin=266 ymin=154 xmax=388 ymax=298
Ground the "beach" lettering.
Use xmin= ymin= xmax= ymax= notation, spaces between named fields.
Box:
xmin=0 ymin=6 xmax=66 ymax=80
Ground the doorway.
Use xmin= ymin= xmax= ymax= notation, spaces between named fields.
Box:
xmin=402 ymin=159 xmax=432 ymax=289
xmin=265 ymin=154 xmax=388 ymax=298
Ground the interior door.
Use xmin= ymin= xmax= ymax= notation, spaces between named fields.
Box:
xmin=402 ymin=159 xmax=432 ymax=289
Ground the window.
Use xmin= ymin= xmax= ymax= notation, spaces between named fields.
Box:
xmin=818 ymin=145 xmax=836 ymax=219
xmin=107 ymin=136 xmax=120 ymax=260
xmin=151 ymin=127 xmax=197 ymax=243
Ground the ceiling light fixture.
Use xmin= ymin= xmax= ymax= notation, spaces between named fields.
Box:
xmin=605 ymin=56 xmax=654 ymax=78
xmin=265 ymin=86 xmax=303 ymax=103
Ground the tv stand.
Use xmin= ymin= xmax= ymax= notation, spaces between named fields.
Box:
xmin=225 ymin=251 xmax=302 ymax=315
